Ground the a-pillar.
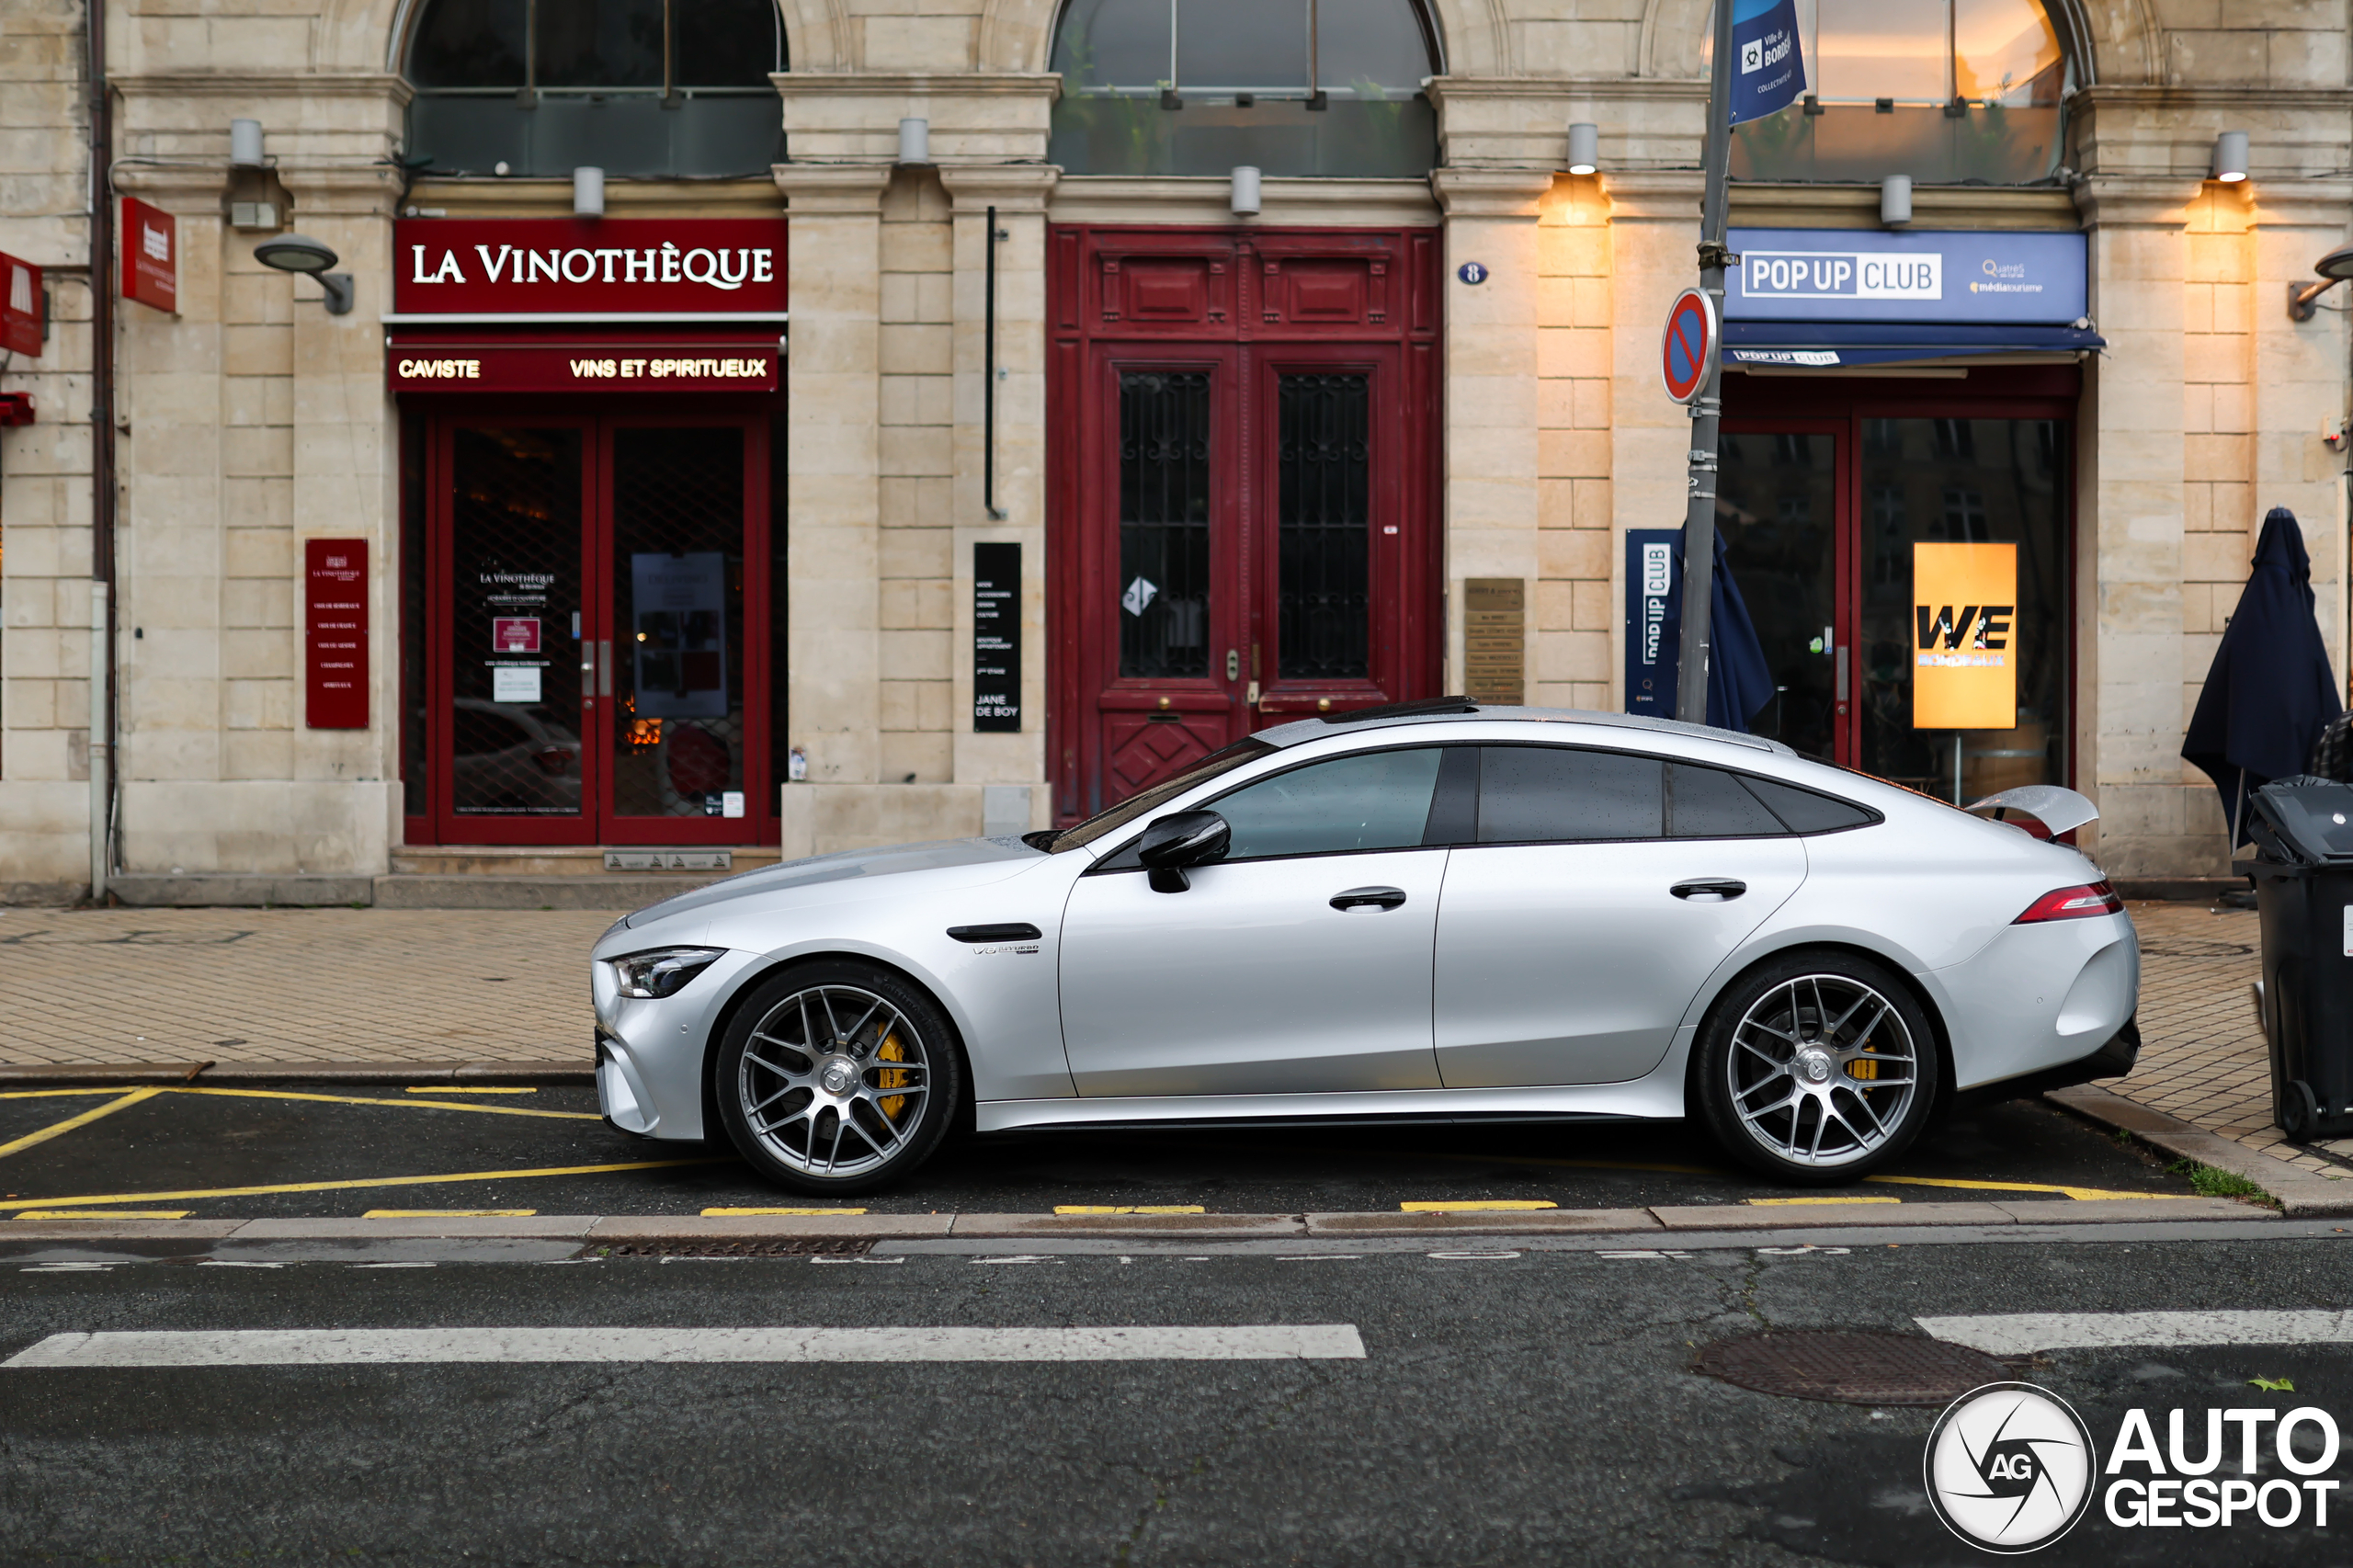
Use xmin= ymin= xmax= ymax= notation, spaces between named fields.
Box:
xmin=774 ymin=164 xmax=892 ymax=845
xmin=1431 ymin=169 xmax=1555 ymax=699
xmin=940 ymin=165 xmax=1055 ymax=828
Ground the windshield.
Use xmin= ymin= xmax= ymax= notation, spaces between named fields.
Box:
xmin=1046 ymin=737 xmax=1279 ymax=852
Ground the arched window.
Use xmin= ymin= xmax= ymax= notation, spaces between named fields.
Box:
xmin=404 ymin=0 xmax=785 ymax=178
xmin=1049 ymin=0 xmax=1439 ymax=177
xmin=1720 ymin=0 xmax=2069 ymax=184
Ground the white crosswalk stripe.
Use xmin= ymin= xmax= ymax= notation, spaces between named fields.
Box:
xmin=4 ymin=1324 xmax=1367 ymax=1368
xmin=1918 ymin=1311 xmax=2353 ymax=1356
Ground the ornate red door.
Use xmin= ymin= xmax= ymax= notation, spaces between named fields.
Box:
xmin=1049 ymin=225 xmax=1441 ymax=824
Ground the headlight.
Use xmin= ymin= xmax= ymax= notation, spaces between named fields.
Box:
xmin=609 ymin=947 xmax=725 ymax=999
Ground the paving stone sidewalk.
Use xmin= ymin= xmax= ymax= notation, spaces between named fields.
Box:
xmin=1 ymin=900 xmax=2341 ymax=1187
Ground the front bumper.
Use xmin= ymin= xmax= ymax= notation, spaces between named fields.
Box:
xmin=590 ymin=946 xmax=766 ymax=1141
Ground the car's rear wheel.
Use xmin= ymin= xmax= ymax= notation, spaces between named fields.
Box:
xmin=1692 ymin=951 xmax=1940 ymax=1184
xmin=713 ymin=960 xmax=963 ymax=1195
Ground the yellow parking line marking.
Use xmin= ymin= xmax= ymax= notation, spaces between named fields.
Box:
xmin=0 ymin=1087 xmax=164 ymax=1160
xmin=363 ymin=1209 xmax=539 ymax=1219
xmin=15 ymin=1210 xmax=190 ymax=1220
xmin=170 ymin=1086 xmax=598 ymax=1121
xmin=1400 ymin=1200 xmax=1558 ymax=1212
xmin=701 ymin=1207 xmax=869 ymax=1217
xmin=402 ymin=1086 xmax=538 ymax=1095
xmin=1052 ymin=1205 xmax=1208 ymax=1215
xmin=1746 ymin=1195 xmax=1904 ymax=1206
xmin=1864 ymin=1175 xmax=2168 ymax=1201
xmin=0 ymin=1087 xmax=139 ymax=1100
xmin=0 ymin=1157 xmax=728 ymax=1211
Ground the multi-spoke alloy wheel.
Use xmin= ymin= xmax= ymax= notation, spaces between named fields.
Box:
xmin=1694 ymin=953 xmax=1940 ymax=1183
xmin=714 ymin=962 xmax=962 ymax=1194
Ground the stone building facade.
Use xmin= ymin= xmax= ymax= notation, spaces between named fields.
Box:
xmin=0 ymin=0 xmax=2347 ymax=900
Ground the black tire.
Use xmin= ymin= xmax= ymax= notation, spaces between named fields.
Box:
xmin=713 ymin=959 xmax=965 ymax=1196
xmin=1692 ymin=949 xmax=1942 ymax=1185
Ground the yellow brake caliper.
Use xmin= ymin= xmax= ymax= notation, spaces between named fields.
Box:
xmin=876 ymin=1033 xmax=908 ymax=1123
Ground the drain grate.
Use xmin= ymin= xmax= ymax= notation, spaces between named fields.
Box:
xmin=1695 ymin=1330 xmax=2009 ymax=1406
xmin=598 ymin=1237 xmax=877 ymax=1258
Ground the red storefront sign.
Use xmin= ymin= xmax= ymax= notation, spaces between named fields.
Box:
xmin=388 ymin=341 xmax=778 ymax=393
xmin=392 ymin=219 xmax=787 ymax=317
xmin=120 ymin=198 xmax=176 ymax=315
xmin=305 ymin=538 xmax=368 ymax=729
xmin=0 ymin=250 xmax=41 ymax=358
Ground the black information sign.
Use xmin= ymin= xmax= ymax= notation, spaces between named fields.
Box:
xmin=973 ymin=541 xmax=1021 ymax=732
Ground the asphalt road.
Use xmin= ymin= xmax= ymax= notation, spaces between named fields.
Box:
xmin=6 ymin=1230 xmax=2351 ymax=1565
xmin=0 ymin=1083 xmax=2197 ymax=1217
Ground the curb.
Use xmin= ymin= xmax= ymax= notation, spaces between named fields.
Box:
xmin=0 ymin=1196 xmax=2273 ymax=1246
xmin=0 ymin=1062 xmax=593 ymax=1086
xmin=2045 ymin=1085 xmax=2353 ymax=1218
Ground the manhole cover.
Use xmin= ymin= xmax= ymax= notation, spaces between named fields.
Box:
xmin=2140 ymin=939 xmax=2253 ymax=958
xmin=598 ymin=1237 xmax=875 ymax=1258
xmin=1695 ymin=1330 xmax=2008 ymax=1406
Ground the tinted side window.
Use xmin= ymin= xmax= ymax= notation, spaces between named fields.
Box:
xmin=1667 ymin=764 xmax=1787 ymax=838
xmin=1210 ymin=747 xmax=1444 ymax=860
xmin=1741 ymin=776 xmax=1876 ymax=834
xmin=1476 ymin=747 xmax=1663 ymax=844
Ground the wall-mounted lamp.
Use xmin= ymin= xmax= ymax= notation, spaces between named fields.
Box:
xmin=1881 ymin=174 xmax=1913 ymax=229
xmin=573 ymin=165 xmax=605 ymax=217
xmin=1231 ymin=165 xmax=1262 ymax=218
xmin=2212 ymin=130 xmax=2249 ymax=183
xmin=229 ymin=118 xmax=265 ymax=169
xmin=2288 ymin=240 xmax=2353 ymax=321
xmin=254 ymin=233 xmax=353 ymax=315
xmin=1566 ymin=122 xmax=1598 ymax=176
xmin=898 ymin=118 xmax=931 ymax=166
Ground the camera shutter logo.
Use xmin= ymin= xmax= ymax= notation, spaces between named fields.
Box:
xmin=1925 ymin=1382 xmax=2097 ymax=1553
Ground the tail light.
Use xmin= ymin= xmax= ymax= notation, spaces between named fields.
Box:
xmin=2014 ymin=880 xmax=2124 ymax=924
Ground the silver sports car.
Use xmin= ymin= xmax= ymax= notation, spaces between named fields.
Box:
xmin=591 ymin=702 xmax=2140 ymax=1192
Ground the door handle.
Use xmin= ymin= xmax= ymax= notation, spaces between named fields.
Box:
xmin=1330 ymin=885 xmax=1407 ymax=912
xmin=597 ymin=639 xmax=613 ymax=698
xmin=1671 ymin=879 xmax=1747 ymax=902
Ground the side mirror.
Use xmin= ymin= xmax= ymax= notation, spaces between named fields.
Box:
xmin=1136 ymin=810 xmax=1230 ymax=893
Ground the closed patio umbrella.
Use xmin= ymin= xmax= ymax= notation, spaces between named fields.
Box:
xmin=2183 ymin=507 xmax=2344 ymax=846
xmin=1677 ymin=524 xmax=1778 ymax=733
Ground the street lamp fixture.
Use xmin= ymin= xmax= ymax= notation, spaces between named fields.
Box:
xmin=1566 ymin=122 xmax=1598 ymax=176
xmin=2288 ymin=241 xmax=2353 ymax=322
xmin=2212 ymin=130 xmax=2249 ymax=184
xmin=254 ymin=233 xmax=353 ymax=315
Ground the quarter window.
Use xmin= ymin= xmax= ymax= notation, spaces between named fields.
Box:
xmin=1208 ymin=746 xmax=1443 ymax=859
xmin=1666 ymin=764 xmax=1788 ymax=838
xmin=1742 ymin=776 xmax=1877 ymax=834
xmin=1475 ymin=747 xmax=1663 ymax=845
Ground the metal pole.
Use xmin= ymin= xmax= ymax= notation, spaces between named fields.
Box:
xmin=89 ymin=582 xmax=108 ymax=902
xmin=1674 ymin=0 xmax=1739 ymax=724
xmin=983 ymin=205 xmax=1006 ymax=521
xmin=87 ymin=0 xmax=117 ymax=901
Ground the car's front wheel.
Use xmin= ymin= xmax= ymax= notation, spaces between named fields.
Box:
xmin=1692 ymin=950 xmax=1940 ymax=1184
xmin=713 ymin=960 xmax=963 ymax=1195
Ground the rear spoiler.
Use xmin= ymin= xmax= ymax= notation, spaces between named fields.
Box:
xmin=1965 ymin=784 xmax=2098 ymax=839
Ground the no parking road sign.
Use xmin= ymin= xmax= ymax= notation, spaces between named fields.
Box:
xmin=1661 ymin=288 xmax=1718 ymax=403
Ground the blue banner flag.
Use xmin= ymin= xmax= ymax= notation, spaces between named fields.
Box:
xmin=1728 ymin=0 xmax=1806 ymax=125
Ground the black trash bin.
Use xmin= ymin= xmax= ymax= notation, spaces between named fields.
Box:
xmin=2248 ymin=777 xmax=2353 ymax=1139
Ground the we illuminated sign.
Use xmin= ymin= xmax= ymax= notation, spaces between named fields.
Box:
xmin=1912 ymin=542 xmax=2018 ymax=732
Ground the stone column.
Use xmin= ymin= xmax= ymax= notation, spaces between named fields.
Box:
xmin=1598 ymin=172 xmax=1705 ymax=714
xmin=773 ymin=164 xmax=892 ymax=852
xmin=1431 ymin=168 xmax=1554 ymax=700
xmin=2252 ymin=179 xmax=2353 ymax=683
xmin=2076 ymin=176 xmax=2193 ymax=876
xmin=940 ymin=165 xmax=1056 ymax=827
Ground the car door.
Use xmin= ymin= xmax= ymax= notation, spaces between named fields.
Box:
xmin=1059 ymin=744 xmax=1453 ymax=1096
xmin=1432 ymin=747 xmax=1810 ymax=1087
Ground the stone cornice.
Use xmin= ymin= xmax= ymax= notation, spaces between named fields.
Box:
xmin=1050 ymin=175 xmax=1439 ymax=227
xmin=2072 ymin=84 xmax=2353 ymax=115
xmin=1430 ymin=167 xmax=1557 ymax=218
xmin=1730 ymin=182 xmax=2081 ymax=232
xmin=2072 ymin=175 xmax=2198 ymax=228
xmin=937 ymin=165 xmax=1061 ymax=213
xmin=277 ymin=165 xmax=408 ymax=219
xmin=1595 ymin=169 xmax=1702 ymax=221
xmin=772 ymin=72 xmax=1061 ymax=103
xmin=408 ymin=177 xmax=783 ymax=218
xmin=1428 ymin=75 xmax=1711 ymax=103
xmin=771 ymin=163 xmax=894 ymax=213
xmin=113 ymin=72 xmax=414 ymax=107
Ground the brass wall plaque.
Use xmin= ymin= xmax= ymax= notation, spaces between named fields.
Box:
xmin=1463 ymin=577 xmax=1526 ymax=706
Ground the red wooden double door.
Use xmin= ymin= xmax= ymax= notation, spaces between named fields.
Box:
xmin=1049 ymin=225 xmax=1443 ymax=824
xmin=413 ymin=405 xmax=777 ymax=845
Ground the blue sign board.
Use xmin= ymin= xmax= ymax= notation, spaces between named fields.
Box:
xmin=1729 ymin=0 xmax=1806 ymax=125
xmin=1625 ymin=529 xmax=1681 ymax=720
xmin=1726 ymin=228 xmax=2088 ymax=325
